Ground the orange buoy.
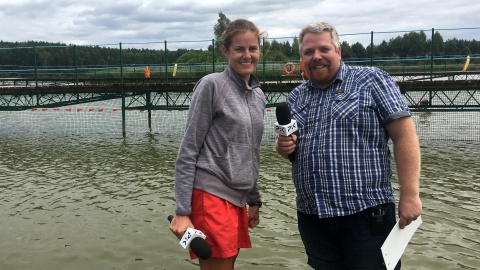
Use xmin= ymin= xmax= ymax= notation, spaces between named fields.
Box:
xmin=283 ymin=62 xmax=295 ymax=76
xmin=145 ymin=66 xmax=151 ymax=78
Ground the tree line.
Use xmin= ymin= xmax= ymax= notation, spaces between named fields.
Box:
xmin=0 ymin=12 xmax=478 ymax=67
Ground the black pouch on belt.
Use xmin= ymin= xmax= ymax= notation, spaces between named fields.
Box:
xmin=370 ymin=204 xmax=387 ymax=236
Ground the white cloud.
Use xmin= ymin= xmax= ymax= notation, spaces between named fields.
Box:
xmin=0 ymin=0 xmax=478 ymax=49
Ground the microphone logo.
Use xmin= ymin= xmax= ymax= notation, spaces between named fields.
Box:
xmin=180 ymin=228 xmax=207 ymax=250
xmin=274 ymin=120 xmax=297 ymax=136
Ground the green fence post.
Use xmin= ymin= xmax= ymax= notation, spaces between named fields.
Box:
xmin=122 ymin=88 xmax=126 ymax=139
xmin=212 ymin=39 xmax=215 ymax=73
xmin=119 ymin=42 xmax=126 ymax=138
xmin=429 ymin=28 xmax=434 ymax=106
xmin=164 ymin=40 xmax=168 ymax=83
xmin=370 ymin=31 xmax=374 ymax=65
xmin=120 ymin=42 xmax=123 ymax=84
xmin=147 ymin=92 xmax=152 ymax=132
xmin=430 ymin=28 xmax=434 ymax=82
xmin=262 ymin=37 xmax=266 ymax=83
xmin=74 ymin=45 xmax=78 ymax=85
xmin=34 ymin=46 xmax=38 ymax=87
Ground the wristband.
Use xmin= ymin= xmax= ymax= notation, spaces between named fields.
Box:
xmin=248 ymin=202 xmax=262 ymax=208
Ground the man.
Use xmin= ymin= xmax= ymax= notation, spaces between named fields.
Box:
xmin=275 ymin=22 xmax=422 ymax=269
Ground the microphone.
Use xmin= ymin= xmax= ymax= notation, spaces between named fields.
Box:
xmin=168 ymin=215 xmax=212 ymax=260
xmin=275 ymin=103 xmax=297 ymax=162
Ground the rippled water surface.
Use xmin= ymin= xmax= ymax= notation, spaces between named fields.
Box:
xmin=0 ymin=111 xmax=479 ymax=269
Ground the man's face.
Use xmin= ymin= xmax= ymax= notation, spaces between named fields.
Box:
xmin=301 ymin=31 xmax=342 ymax=89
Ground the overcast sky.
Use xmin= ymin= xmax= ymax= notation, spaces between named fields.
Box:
xmin=1 ymin=0 xmax=479 ymax=50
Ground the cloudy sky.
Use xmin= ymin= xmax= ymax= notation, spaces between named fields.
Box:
xmin=1 ymin=0 xmax=478 ymax=49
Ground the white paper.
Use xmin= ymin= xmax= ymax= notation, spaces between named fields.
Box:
xmin=381 ymin=216 xmax=422 ymax=270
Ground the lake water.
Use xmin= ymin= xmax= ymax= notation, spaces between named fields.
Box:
xmin=0 ymin=108 xmax=479 ymax=270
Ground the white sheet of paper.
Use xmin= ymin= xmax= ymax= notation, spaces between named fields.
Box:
xmin=381 ymin=216 xmax=422 ymax=270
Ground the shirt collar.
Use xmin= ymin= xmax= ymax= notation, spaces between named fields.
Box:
xmin=336 ymin=61 xmax=347 ymax=83
xmin=225 ymin=66 xmax=261 ymax=92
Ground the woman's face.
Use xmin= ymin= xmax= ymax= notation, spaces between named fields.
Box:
xmin=223 ymin=30 xmax=260 ymax=81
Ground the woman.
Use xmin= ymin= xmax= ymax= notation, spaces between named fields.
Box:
xmin=170 ymin=19 xmax=266 ymax=270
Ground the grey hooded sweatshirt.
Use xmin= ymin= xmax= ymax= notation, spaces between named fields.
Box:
xmin=174 ymin=66 xmax=266 ymax=216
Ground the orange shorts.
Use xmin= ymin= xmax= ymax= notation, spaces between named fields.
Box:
xmin=189 ymin=188 xmax=252 ymax=259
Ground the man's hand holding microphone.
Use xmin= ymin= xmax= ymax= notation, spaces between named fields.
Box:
xmin=274 ymin=103 xmax=297 ymax=162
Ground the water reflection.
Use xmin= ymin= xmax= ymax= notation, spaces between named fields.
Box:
xmin=407 ymin=141 xmax=480 ymax=270
xmin=1 ymin=128 xmax=479 ymax=269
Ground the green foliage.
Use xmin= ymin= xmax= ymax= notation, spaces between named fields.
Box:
xmin=291 ymin=38 xmax=300 ymax=60
xmin=264 ymin=50 xmax=288 ymax=62
xmin=175 ymin=50 xmax=212 ymax=64
xmin=1 ymin=29 xmax=479 ymax=72
xmin=213 ymin=12 xmax=231 ymax=60
xmin=214 ymin=12 xmax=231 ymax=40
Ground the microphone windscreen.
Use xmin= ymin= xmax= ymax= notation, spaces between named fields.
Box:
xmin=190 ymin=237 xmax=213 ymax=260
xmin=276 ymin=103 xmax=291 ymax=125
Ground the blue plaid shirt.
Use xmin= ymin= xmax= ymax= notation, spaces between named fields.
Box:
xmin=287 ymin=62 xmax=411 ymax=218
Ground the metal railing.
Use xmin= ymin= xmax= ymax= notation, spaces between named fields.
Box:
xmin=1 ymin=27 xmax=479 ymax=86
